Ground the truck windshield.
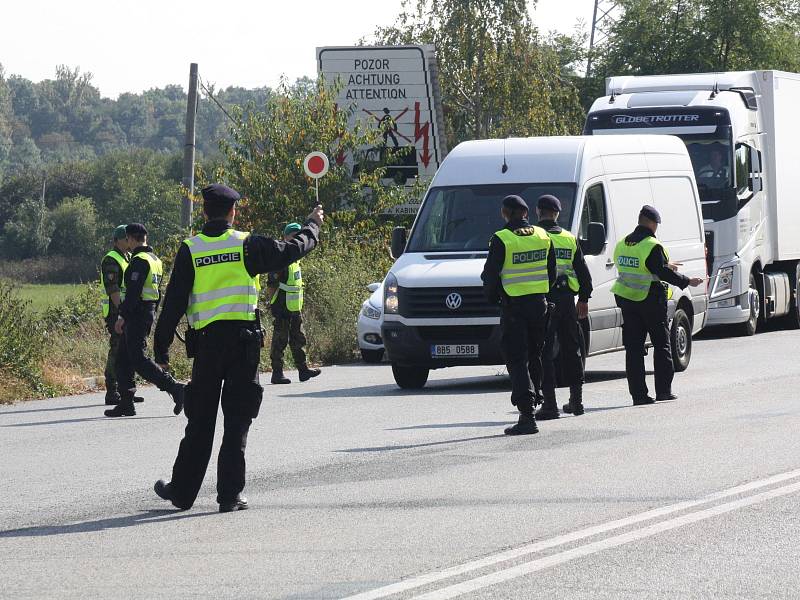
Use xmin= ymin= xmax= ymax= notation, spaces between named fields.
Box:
xmin=584 ymin=107 xmax=736 ymax=220
xmin=406 ymin=183 xmax=577 ymax=253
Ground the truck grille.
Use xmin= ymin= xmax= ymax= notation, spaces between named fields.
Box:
xmin=398 ymin=286 xmax=500 ymax=318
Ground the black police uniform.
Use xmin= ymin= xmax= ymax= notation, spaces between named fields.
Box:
xmin=100 ymin=249 xmax=128 ymax=405
xmin=616 ymin=223 xmax=690 ymax=403
xmin=107 ymin=240 xmax=183 ymax=417
xmin=154 ymin=197 xmax=320 ymax=511
xmin=482 ymin=208 xmax=557 ymax=434
xmin=537 ymin=218 xmax=593 ymax=418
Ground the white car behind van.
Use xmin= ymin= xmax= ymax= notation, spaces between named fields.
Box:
xmin=382 ymin=135 xmax=708 ymax=389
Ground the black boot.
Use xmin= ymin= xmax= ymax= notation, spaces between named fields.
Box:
xmin=563 ymin=384 xmax=585 ymax=415
xmin=271 ymin=370 xmax=291 ymax=384
xmin=298 ymin=366 xmax=321 ymax=382
xmin=219 ymin=494 xmax=249 ymax=513
xmin=535 ymin=389 xmax=560 ymax=420
xmin=104 ymin=392 xmax=121 ymax=406
xmin=104 ymin=393 xmax=135 ymax=417
xmin=154 ymin=479 xmax=191 ymax=510
xmin=633 ymin=396 xmax=655 ymax=406
xmin=504 ymin=413 xmax=539 ymax=436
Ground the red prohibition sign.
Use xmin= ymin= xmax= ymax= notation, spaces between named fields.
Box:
xmin=303 ymin=152 xmax=329 ymax=179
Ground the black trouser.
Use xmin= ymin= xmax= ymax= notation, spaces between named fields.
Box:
xmin=170 ymin=322 xmax=264 ymax=508
xmin=617 ymin=295 xmax=673 ymax=400
xmin=270 ymin=312 xmax=307 ymax=371
xmin=501 ymin=295 xmax=548 ymax=416
xmin=542 ymin=293 xmax=585 ymax=394
xmin=104 ymin=320 xmax=121 ymax=397
xmin=116 ymin=305 xmax=175 ymax=397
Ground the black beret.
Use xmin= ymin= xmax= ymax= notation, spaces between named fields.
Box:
xmin=502 ymin=195 xmax=528 ymax=212
xmin=639 ymin=204 xmax=662 ymax=224
xmin=537 ymin=194 xmax=562 ymax=212
xmin=125 ymin=223 xmax=148 ymax=237
xmin=201 ymin=183 xmax=241 ymax=205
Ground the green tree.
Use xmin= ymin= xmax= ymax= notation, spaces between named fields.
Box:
xmin=371 ymin=0 xmax=585 ymax=146
xmin=588 ymin=0 xmax=800 ymax=100
xmin=217 ymin=78 xmax=409 ymax=236
xmin=1 ymin=196 xmax=53 ymax=258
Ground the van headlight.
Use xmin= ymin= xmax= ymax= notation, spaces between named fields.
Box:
xmin=361 ymin=303 xmax=381 ymax=320
xmin=710 ymin=266 xmax=734 ymax=299
xmin=384 ymin=273 xmax=399 ymax=314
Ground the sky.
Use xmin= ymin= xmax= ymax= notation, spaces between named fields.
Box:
xmin=1 ymin=0 xmax=590 ymax=99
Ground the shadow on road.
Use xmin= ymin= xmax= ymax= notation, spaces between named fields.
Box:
xmin=336 ymin=433 xmax=508 ymax=453
xmin=388 ymin=421 xmax=510 ymax=431
xmin=283 ymin=376 xmax=510 ymax=399
xmin=1 ymin=415 xmax=176 ymax=428
xmin=0 ymin=509 xmax=217 ymax=538
xmin=0 ymin=403 xmax=104 ymax=417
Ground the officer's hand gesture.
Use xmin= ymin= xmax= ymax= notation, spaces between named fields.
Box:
xmin=688 ymin=277 xmax=705 ymax=287
xmin=307 ymin=205 xmax=324 ymax=227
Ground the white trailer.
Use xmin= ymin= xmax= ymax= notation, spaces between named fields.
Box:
xmin=586 ymin=71 xmax=800 ymax=335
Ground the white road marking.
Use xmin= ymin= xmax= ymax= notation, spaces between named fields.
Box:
xmin=412 ymin=479 xmax=800 ymax=599
xmin=344 ymin=468 xmax=800 ymax=600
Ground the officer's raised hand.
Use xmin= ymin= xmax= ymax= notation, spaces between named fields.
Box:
xmin=307 ymin=205 xmax=324 ymax=227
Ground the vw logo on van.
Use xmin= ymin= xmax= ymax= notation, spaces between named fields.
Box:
xmin=445 ymin=293 xmax=463 ymax=310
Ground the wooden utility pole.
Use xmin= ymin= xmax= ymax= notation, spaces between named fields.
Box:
xmin=181 ymin=63 xmax=199 ymax=228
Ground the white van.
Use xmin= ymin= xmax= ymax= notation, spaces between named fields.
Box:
xmin=382 ymin=135 xmax=709 ymax=389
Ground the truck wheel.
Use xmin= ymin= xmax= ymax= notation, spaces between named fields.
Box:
xmin=671 ymin=308 xmax=692 ymax=372
xmin=738 ymin=273 xmax=759 ymax=336
xmin=360 ymin=348 xmax=385 ymax=363
xmin=391 ymin=364 xmax=429 ymax=389
xmin=784 ymin=268 xmax=800 ymax=330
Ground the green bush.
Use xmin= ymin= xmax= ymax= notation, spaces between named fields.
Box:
xmin=48 ymin=195 xmax=101 ymax=258
xmin=0 ymin=279 xmax=53 ymax=398
xmin=299 ymin=230 xmax=393 ymax=365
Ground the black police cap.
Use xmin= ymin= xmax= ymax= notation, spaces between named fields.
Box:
xmin=639 ymin=205 xmax=662 ymax=224
xmin=125 ymin=223 xmax=148 ymax=237
xmin=537 ymin=194 xmax=562 ymax=212
xmin=201 ymin=183 xmax=241 ymax=206
xmin=502 ymin=195 xmax=528 ymax=212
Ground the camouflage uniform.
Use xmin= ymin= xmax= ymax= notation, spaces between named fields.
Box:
xmin=268 ymin=268 xmax=308 ymax=372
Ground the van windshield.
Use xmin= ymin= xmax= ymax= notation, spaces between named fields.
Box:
xmin=406 ymin=183 xmax=577 ymax=253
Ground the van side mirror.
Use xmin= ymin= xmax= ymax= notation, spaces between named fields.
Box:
xmin=391 ymin=227 xmax=407 ymax=259
xmin=581 ymin=222 xmax=606 ymax=256
xmin=367 ymin=282 xmax=380 ymax=293
xmin=749 ymin=176 xmax=763 ymax=193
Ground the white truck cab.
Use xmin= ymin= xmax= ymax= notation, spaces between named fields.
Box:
xmin=382 ymin=135 xmax=708 ymax=389
xmin=586 ymin=71 xmax=800 ymax=335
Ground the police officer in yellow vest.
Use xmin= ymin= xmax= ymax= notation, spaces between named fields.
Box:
xmin=267 ymin=222 xmax=321 ymax=384
xmin=482 ymin=195 xmax=556 ymax=436
xmin=153 ymin=184 xmax=322 ymax=512
xmin=100 ymin=225 xmax=133 ymax=406
xmin=104 ymin=223 xmax=185 ymax=418
xmin=534 ymin=194 xmax=593 ymax=420
xmin=612 ymin=205 xmax=704 ymax=405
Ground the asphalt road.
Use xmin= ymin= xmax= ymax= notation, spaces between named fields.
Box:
xmin=3 ymin=326 xmax=800 ymax=599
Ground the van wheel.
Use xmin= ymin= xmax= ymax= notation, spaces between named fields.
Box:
xmin=671 ymin=308 xmax=692 ymax=372
xmin=392 ymin=364 xmax=429 ymax=389
xmin=361 ymin=348 xmax=385 ymax=363
xmin=738 ymin=273 xmax=759 ymax=336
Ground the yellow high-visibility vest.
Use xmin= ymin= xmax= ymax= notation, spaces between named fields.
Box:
xmin=496 ymin=227 xmax=551 ymax=296
xmin=185 ymin=229 xmax=259 ymax=330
